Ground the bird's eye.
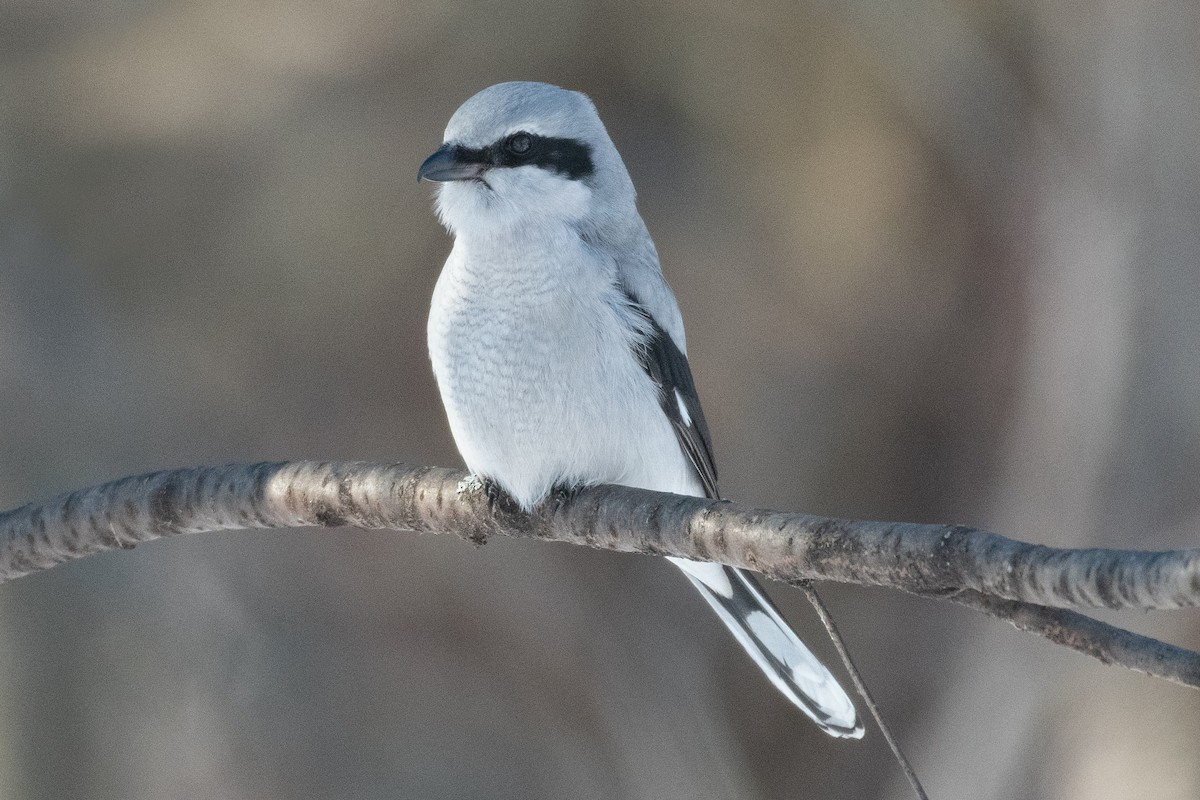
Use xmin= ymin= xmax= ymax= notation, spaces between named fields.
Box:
xmin=505 ymin=133 xmax=533 ymax=155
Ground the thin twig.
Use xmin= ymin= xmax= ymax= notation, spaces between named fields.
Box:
xmin=800 ymin=584 xmax=929 ymax=800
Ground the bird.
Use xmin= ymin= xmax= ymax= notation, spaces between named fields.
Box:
xmin=419 ymin=81 xmax=862 ymax=738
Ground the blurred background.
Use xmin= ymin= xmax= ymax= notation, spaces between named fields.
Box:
xmin=0 ymin=1 xmax=1197 ymax=797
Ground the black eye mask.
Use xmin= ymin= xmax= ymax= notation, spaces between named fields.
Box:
xmin=454 ymin=132 xmax=594 ymax=181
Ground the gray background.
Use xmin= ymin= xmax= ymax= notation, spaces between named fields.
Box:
xmin=0 ymin=1 xmax=1198 ymax=798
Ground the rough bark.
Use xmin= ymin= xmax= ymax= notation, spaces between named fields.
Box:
xmin=1 ymin=460 xmax=1198 ymax=687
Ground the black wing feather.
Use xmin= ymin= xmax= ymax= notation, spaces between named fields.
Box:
xmin=623 ymin=290 xmax=720 ymax=500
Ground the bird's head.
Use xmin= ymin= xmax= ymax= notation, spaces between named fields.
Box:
xmin=419 ymin=82 xmax=638 ymax=239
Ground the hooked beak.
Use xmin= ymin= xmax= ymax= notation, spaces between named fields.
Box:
xmin=417 ymin=144 xmax=485 ymax=183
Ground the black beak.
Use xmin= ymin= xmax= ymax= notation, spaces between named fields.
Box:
xmin=417 ymin=144 xmax=484 ymax=183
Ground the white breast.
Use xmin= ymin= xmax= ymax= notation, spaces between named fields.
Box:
xmin=427 ymin=225 xmax=701 ymax=509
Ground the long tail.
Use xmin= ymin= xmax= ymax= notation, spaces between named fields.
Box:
xmin=668 ymin=557 xmax=863 ymax=738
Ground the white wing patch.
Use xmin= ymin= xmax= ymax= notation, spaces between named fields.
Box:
xmin=674 ymin=389 xmax=692 ymax=427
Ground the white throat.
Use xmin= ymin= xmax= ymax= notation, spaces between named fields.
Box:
xmin=434 ymin=167 xmax=593 ymax=240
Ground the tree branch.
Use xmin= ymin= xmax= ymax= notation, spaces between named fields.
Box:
xmin=2 ymin=460 xmax=1198 ymax=686
xmin=941 ymin=590 xmax=1200 ymax=689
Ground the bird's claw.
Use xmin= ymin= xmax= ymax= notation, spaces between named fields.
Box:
xmin=549 ymin=483 xmax=585 ymax=505
xmin=458 ymin=474 xmax=508 ymax=511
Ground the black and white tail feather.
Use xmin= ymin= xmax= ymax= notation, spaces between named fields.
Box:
xmin=627 ymin=292 xmax=862 ymax=738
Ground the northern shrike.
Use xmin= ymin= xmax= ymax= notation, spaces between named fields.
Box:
xmin=420 ymin=81 xmax=862 ymax=738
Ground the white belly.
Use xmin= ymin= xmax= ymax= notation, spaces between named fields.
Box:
xmin=427 ymin=240 xmax=700 ymax=509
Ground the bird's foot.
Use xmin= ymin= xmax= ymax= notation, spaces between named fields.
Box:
xmin=457 ymin=474 xmax=510 ymax=512
xmin=549 ymin=482 xmax=586 ymax=505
